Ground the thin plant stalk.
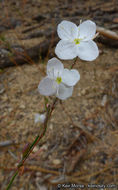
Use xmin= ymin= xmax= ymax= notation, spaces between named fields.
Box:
xmin=6 ymin=98 xmax=58 ymax=190
xmin=6 ymin=171 xmax=18 ymax=190
xmin=70 ymin=57 xmax=78 ymax=69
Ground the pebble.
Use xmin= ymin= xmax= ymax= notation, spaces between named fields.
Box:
xmin=49 ymin=123 xmax=53 ymax=130
xmin=78 ymin=87 xmax=89 ymax=96
xmin=19 ymin=104 xmax=26 ymax=109
xmin=0 ymin=84 xmax=5 ymax=94
xmin=33 ymin=146 xmax=39 ymax=152
xmin=101 ymin=95 xmax=107 ymax=107
xmin=52 ymin=159 xmax=61 ymax=165
xmin=8 ymin=107 xmax=13 ymax=112
xmin=2 ymin=94 xmax=8 ymax=101
xmin=41 ymin=144 xmax=48 ymax=151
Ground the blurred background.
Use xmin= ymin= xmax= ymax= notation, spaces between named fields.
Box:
xmin=0 ymin=0 xmax=118 ymax=189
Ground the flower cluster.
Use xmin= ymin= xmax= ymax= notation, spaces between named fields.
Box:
xmin=38 ymin=20 xmax=99 ymax=100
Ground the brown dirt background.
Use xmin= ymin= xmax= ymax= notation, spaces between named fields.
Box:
xmin=0 ymin=0 xmax=118 ymax=189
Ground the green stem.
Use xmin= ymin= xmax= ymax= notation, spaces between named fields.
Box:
xmin=70 ymin=57 xmax=78 ymax=69
xmin=6 ymin=171 xmax=18 ymax=190
xmin=6 ymin=98 xmax=58 ymax=190
xmin=18 ymin=135 xmax=40 ymax=168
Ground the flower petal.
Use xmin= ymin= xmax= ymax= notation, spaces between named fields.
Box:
xmin=57 ymin=20 xmax=78 ymax=40
xmin=56 ymin=83 xmax=73 ymax=100
xmin=55 ymin=40 xmax=77 ymax=60
xmin=35 ymin=113 xmax=40 ymax=123
xmin=62 ymin=69 xmax=80 ymax=86
xmin=38 ymin=77 xmax=57 ymax=96
xmin=78 ymin=20 xmax=96 ymax=41
xmin=35 ymin=113 xmax=46 ymax=124
xmin=77 ymin=40 xmax=99 ymax=61
xmin=47 ymin=57 xmax=64 ymax=78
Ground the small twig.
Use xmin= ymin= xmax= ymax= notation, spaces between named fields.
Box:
xmin=8 ymin=150 xmax=18 ymax=160
xmin=70 ymin=57 xmax=78 ymax=69
xmin=0 ymin=140 xmax=15 ymax=148
xmin=68 ymin=163 xmax=114 ymax=182
xmin=25 ymin=164 xmax=60 ymax=175
xmin=96 ymin=26 xmax=118 ymax=40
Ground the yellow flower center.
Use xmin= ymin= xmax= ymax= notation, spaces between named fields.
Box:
xmin=56 ymin=77 xmax=62 ymax=84
xmin=74 ymin=38 xmax=81 ymax=45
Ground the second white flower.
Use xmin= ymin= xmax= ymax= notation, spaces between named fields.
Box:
xmin=38 ymin=57 xmax=80 ymax=100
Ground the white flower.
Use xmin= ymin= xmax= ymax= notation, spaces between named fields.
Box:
xmin=38 ymin=57 xmax=80 ymax=100
xmin=34 ymin=113 xmax=46 ymax=124
xmin=55 ymin=20 xmax=99 ymax=61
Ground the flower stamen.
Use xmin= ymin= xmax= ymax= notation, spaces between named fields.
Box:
xmin=56 ymin=77 xmax=62 ymax=84
xmin=74 ymin=38 xmax=81 ymax=45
